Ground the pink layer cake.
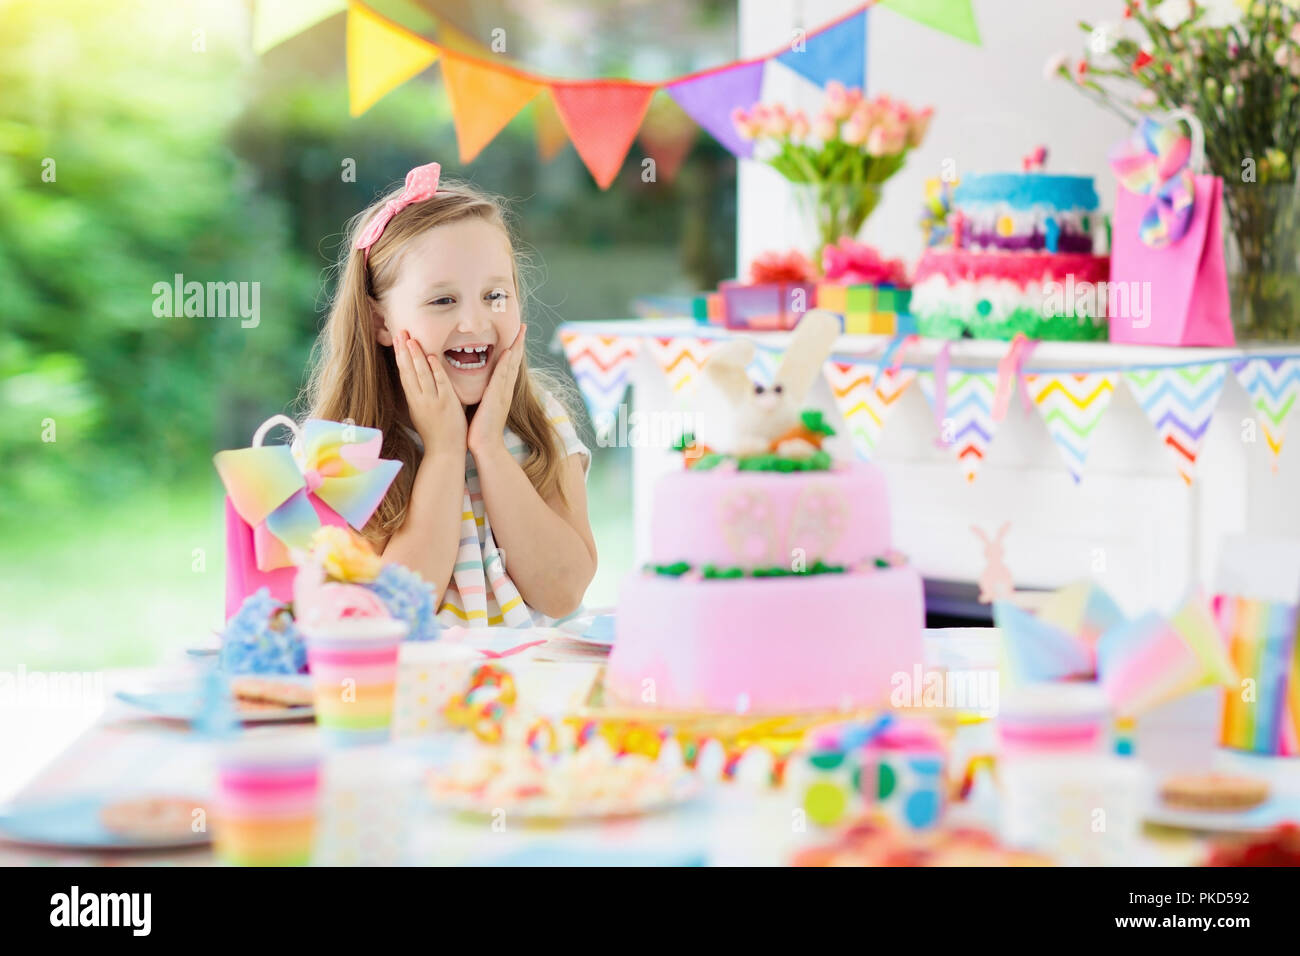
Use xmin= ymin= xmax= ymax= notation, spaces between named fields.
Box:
xmin=607 ymin=464 xmax=925 ymax=713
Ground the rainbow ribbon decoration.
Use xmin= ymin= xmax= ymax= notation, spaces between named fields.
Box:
xmin=214 ymin=418 xmax=403 ymax=572
xmin=1218 ymin=595 xmax=1299 ymax=755
xmin=1109 ymin=117 xmax=1196 ymax=249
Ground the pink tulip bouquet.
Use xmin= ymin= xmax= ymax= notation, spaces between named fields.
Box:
xmin=733 ymin=81 xmax=933 ymax=261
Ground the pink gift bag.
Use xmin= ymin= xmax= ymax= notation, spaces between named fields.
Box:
xmin=1108 ymin=111 xmax=1234 ymax=346
xmin=216 ymin=414 xmax=402 ymax=620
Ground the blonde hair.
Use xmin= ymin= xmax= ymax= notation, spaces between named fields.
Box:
xmin=303 ymin=175 xmax=572 ymax=544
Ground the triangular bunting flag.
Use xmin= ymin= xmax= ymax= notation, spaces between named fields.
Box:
xmin=550 ymin=81 xmax=658 ymax=189
xmin=533 ymin=89 xmax=570 ymax=162
xmin=441 ymin=55 xmax=545 ymax=163
xmin=1234 ymin=357 xmax=1300 ymax=472
xmin=644 ymin=336 xmax=720 ymax=398
xmin=919 ymin=370 xmax=998 ymax=481
xmin=1125 ymin=364 xmax=1227 ymax=485
xmin=775 ymin=9 xmax=867 ymax=90
xmin=824 ymin=360 xmax=917 ymax=461
xmin=666 ymin=60 xmax=766 ymax=159
xmin=637 ymin=95 xmax=699 ymax=183
xmin=559 ymin=331 xmax=641 ymax=435
xmin=881 ymin=0 xmax=981 ymax=45
xmin=254 ymin=0 xmax=346 ymax=55
xmin=1025 ymin=372 xmax=1118 ymax=483
xmin=347 ymin=1 xmax=440 ymax=116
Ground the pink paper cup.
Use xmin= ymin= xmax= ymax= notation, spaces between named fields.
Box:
xmin=212 ymin=735 xmax=321 ymax=867
xmin=302 ymin=617 xmax=408 ymax=746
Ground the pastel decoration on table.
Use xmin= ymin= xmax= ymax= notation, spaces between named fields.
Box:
xmin=918 ymin=369 xmax=998 ymax=482
xmin=798 ymin=715 xmax=947 ymax=831
xmin=302 ymin=616 xmax=409 ymax=747
xmin=1035 ymin=578 xmax=1127 ymax=652
xmin=823 ymin=360 xmax=917 ymax=461
xmin=993 ymin=600 xmax=1096 ymax=686
xmin=214 ymin=414 xmax=402 ymax=619
xmin=1233 ymin=357 xmax=1300 ymax=473
xmin=1218 ymin=595 xmax=1299 ymax=755
xmin=919 ymin=176 xmax=959 ymax=249
xmin=972 ymin=522 xmax=1013 ymax=605
xmin=1097 ymin=594 xmax=1237 ymax=719
xmin=212 ymin=736 xmax=321 ymax=867
xmin=392 ymin=641 xmax=483 ymax=738
xmin=557 ymin=330 xmax=641 ymax=439
xmin=996 ymin=683 xmax=1110 ymax=757
xmin=719 ymin=249 xmax=818 ymax=331
xmin=314 ymin=748 xmax=424 ymax=866
xmin=1107 ymin=111 xmax=1234 ymax=347
xmin=1124 ymin=363 xmax=1227 ymax=485
xmin=816 ymin=238 xmax=912 ymax=335
xmin=219 ymin=588 xmax=307 ymax=675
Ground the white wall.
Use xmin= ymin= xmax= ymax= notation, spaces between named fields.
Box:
xmin=739 ymin=0 xmax=1130 ymax=269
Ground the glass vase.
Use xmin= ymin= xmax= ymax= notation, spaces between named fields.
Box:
xmin=792 ymin=182 xmax=883 ymax=265
xmin=1223 ymin=181 xmax=1300 ymax=343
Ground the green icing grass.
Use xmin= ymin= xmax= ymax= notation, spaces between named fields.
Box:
xmin=916 ymin=309 xmax=1107 ymax=342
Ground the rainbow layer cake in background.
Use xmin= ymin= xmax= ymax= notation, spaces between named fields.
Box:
xmin=605 ymin=311 xmax=926 ymax=714
xmin=911 ymin=152 xmax=1110 ymax=341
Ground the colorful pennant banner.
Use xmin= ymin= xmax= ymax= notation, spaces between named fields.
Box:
xmin=255 ymin=0 xmax=981 ymax=187
xmin=558 ymin=331 xmax=641 ymax=435
xmin=554 ymin=324 xmax=1300 ymax=485
xmin=919 ymin=370 xmax=998 ymax=482
xmin=1026 ymin=372 xmax=1119 ymax=484
xmin=824 ymin=361 xmax=917 ymax=460
xmin=1234 ymin=357 xmax=1300 ymax=472
xmin=1125 ymin=364 xmax=1227 ymax=485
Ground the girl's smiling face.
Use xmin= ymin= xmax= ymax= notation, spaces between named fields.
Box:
xmin=373 ymin=217 xmax=521 ymax=407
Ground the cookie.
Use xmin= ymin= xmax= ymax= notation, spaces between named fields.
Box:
xmin=230 ymin=676 xmax=313 ymax=708
xmin=100 ymin=796 xmax=206 ymax=840
xmin=1160 ymin=774 xmax=1270 ymax=813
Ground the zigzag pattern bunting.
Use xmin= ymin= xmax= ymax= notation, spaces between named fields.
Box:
xmin=824 ymin=361 xmax=917 ymax=461
xmin=558 ymin=331 xmax=640 ymax=434
xmin=747 ymin=345 xmax=783 ymax=387
xmin=644 ymin=336 xmax=720 ymax=399
xmin=1025 ymin=372 xmax=1118 ymax=483
xmin=1234 ymin=357 xmax=1300 ymax=472
xmin=1124 ymin=363 xmax=1227 ymax=485
xmin=919 ymin=370 xmax=998 ymax=481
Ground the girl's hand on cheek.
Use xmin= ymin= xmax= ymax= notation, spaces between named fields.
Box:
xmin=394 ymin=330 xmax=467 ymax=458
xmin=467 ymin=324 xmax=525 ymax=457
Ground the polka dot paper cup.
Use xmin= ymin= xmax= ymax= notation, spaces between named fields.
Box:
xmin=393 ymin=642 xmax=482 ymax=738
xmin=302 ymin=617 xmax=408 ymax=747
xmin=213 ymin=735 xmax=321 ymax=867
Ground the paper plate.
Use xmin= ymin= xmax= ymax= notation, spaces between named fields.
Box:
xmin=0 ymin=795 xmax=212 ymax=851
xmin=1144 ymin=794 xmax=1300 ymax=834
xmin=557 ymin=613 xmax=616 ymax=647
xmin=430 ymin=776 xmax=701 ymax=824
xmin=116 ymin=676 xmax=315 ymax=725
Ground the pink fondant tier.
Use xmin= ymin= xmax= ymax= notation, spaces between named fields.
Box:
xmin=650 ymin=463 xmax=892 ymax=570
xmin=607 ymin=566 xmax=926 ymax=713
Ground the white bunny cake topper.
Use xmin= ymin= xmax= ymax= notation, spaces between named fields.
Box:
xmin=692 ymin=309 xmax=841 ymax=461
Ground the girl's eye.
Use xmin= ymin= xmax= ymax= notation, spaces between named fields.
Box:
xmin=429 ymin=296 xmax=456 ymax=306
xmin=486 ymin=289 xmax=509 ymax=301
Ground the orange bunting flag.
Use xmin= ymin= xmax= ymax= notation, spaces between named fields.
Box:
xmin=637 ymin=94 xmax=699 ymax=183
xmin=533 ymin=89 xmax=570 ymax=163
xmin=346 ymin=1 xmax=440 ymax=117
xmin=550 ymin=81 xmax=658 ymax=189
xmin=441 ymin=55 xmax=545 ymax=163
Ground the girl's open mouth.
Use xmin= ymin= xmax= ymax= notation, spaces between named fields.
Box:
xmin=443 ymin=344 xmax=492 ymax=371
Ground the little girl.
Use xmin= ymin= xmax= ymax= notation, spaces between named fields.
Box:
xmin=304 ymin=162 xmax=596 ymax=627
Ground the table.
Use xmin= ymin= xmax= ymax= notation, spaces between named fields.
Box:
xmin=0 ymin=630 xmax=1240 ymax=867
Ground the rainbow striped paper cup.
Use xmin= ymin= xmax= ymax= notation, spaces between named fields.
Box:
xmin=303 ymin=617 xmax=408 ymax=746
xmin=213 ymin=736 xmax=321 ymax=867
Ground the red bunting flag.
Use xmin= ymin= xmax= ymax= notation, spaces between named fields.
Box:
xmin=550 ymin=81 xmax=658 ymax=189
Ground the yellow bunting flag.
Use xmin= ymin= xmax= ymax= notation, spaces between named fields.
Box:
xmin=346 ymin=1 xmax=440 ymax=117
xmin=533 ymin=89 xmax=570 ymax=162
xmin=253 ymin=0 xmax=346 ymax=55
xmin=441 ymin=55 xmax=545 ymax=164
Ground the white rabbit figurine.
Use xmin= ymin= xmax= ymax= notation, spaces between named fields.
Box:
xmin=693 ymin=310 xmax=841 ymax=458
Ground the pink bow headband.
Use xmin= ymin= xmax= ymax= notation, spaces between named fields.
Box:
xmin=354 ymin=162 xmax=441 ymax=259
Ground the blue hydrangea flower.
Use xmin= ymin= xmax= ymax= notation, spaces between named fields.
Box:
xmin=366 ymin=563 xmax=441 ymax=642
xmin=219 ymin=588 xmax=307 ymax=674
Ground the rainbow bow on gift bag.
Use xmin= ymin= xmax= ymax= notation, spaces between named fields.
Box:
xmin=214 ymin=417 xmax=402 ymax=572
xmin=1109 ymin=116 xmax=1196 ymax=249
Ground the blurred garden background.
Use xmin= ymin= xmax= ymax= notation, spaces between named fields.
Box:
xmin=0 ymin=0 xmax=737 ymax=670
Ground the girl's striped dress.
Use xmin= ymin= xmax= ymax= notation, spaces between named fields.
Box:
xmin=415 ymin=390 xmax=590 ymax=628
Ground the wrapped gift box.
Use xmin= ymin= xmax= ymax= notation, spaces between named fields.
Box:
xmin=816 ymin=282 xmax=914 ymax=336
xmin=690 ymin=291 xmax=725 ymax=325
xmin=719 ymin=280 xmax=817 ymax=331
